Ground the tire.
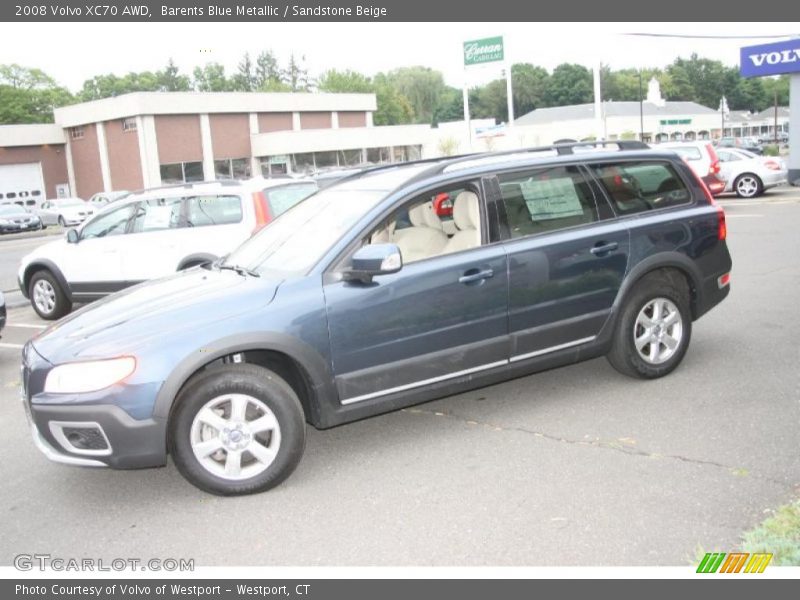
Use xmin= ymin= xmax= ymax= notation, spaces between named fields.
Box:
xmin=169 ymin=363 xmax=306 ymax=496
xmin=606 ymin=272 xmax=692 ymax=379
xmin=734 ymin=173 xmax=763 ymax=198
xmin=58 ymin=216 xmax=66 ymax=227
xmin=28 ymin=269 xmax=72 ymax=320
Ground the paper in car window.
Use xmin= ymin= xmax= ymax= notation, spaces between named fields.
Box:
xmin=143 ymin=205 xmax=174 ymax=229
xmin=519 ymin=177 xmax=584 ymax=221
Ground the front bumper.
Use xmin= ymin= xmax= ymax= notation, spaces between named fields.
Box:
xmin=21 ymin=342 xmax=167 ymax=469
xmin=0 ymin=222 xmax=40 ymax=233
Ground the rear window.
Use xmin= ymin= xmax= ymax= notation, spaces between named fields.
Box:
xmin=185 ymin=195 xmax=243 ymax=226
xmin=667 ymin=146 xmax=702 ymax=161
xmin=265 ymin=184 xmax=318 ymax=217
xmin=591 ymin=161 xmax=692 ymax=215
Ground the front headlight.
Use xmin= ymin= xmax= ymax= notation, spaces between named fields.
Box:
xmin=44 ymin=357 xmax=136 ymax=394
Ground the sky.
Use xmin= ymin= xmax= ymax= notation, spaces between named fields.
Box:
xmin=1 ymin=22 xmax=798 ymax=92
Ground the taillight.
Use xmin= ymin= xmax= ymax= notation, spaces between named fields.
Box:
xmin=764 ymin=160 xmax=781 ymax=171
xmin=705 ymin=143 xmax=721 ymax=175
xmin=717 ymin=206 xmax=727 ymax=240
xmin=252 ymin=191 xmax=271 ymax=234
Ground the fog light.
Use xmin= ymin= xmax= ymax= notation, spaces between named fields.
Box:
xmin=49 ymin=421 xmax=112 ymax=456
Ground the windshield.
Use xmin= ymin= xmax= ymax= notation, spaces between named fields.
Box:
xmin=223 ymin=187 xmax=385 ymax=275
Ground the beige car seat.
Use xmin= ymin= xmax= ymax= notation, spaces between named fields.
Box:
xmin=442 ymin=191 xmax=480 ymax=254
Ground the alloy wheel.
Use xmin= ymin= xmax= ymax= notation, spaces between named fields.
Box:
xmin=633 ymin=297 xmax=684 ymax=365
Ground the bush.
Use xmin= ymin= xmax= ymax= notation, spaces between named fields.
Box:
xmin=763 ymin=144 xmax=780 ymax=156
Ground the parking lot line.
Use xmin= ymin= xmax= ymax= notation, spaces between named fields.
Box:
xmin=0 ymin=342 xmax=24 ymax=349
xmin=726 ymin=214 xmax=763 ymax=218
xmin=6 ymin=323 xmax=46 ymax=330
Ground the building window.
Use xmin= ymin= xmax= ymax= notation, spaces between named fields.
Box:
xmin=70 ymin=126 xmax=85 ymax=140
xmin=366 ymin=147 xmax=391 ymax=164
xmin=122 ymin=118 xmax=137 ymax=132
xmin=214 ymin=158 xmax=251 ymax=180
xmin=159 ymin=161 xmax=204 ymax=184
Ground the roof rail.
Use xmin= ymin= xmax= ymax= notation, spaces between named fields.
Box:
xmin=401 ymin=139 xmax=652 ymax=185
xmin=315 ymin=153 xmax=480 ymax=187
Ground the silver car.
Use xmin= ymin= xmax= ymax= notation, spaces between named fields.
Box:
xmin=717 ymin=148 xmax=788 ymax=198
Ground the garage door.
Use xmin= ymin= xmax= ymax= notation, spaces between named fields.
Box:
xmin=0 ymin=162 xmax=46 ymax=209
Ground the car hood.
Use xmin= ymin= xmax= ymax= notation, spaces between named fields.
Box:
xmin=32 ymin=268 xmax=281 ymax=363
xmin=0 ymin=211 xmax=37 ymax=220
xmin=21 ymin=237 xmax=69 ymax=266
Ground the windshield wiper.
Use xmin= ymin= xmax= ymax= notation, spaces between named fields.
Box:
xmin=215 ymin=262 xmax=261 ymax=278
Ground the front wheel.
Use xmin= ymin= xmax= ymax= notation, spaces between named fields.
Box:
xmin=606 ymin=274 xmax=692 ymax=379
xmin=57 ymin=216 xmax=66 ymax=227
xmin=734 ymin=173 xmax=763 ymax=198
xmin=29 ymin=270 xmax=72 ymax=320
xmin=169 ymin=364 xmax=306 ymax=496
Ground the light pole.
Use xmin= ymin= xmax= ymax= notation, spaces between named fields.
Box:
xmin=638 ymin=70 xmax=644 ymax=141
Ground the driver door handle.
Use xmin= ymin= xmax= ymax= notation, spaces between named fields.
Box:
xmin=590 ymin=241 xmax=619 ymax=256
xmin=459 ymin=268 xmax=494 ymax=284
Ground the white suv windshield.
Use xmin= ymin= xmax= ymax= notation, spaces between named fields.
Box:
xmin=223 ymin=187 xmax=384 ymax=275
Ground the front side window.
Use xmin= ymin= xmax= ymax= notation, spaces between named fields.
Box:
xmin=498 ymin=165 xmax=599 ymax=238
xmin=591 ymin=161 xmax=692 ymax=215
xmin=81 ymin=204 xmax=135 ymax=239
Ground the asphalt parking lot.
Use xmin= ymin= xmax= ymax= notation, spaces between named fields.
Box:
xmin=1 ymin=188 xmax=799 ymax=566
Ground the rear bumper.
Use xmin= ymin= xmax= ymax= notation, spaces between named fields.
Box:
xmin=695 ymin=271 xmax=731 ymax=319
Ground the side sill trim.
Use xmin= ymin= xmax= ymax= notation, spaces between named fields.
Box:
xmin=509 ymin=336 xmax=597 ymax=363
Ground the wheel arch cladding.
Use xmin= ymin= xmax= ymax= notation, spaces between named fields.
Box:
xmin=614 ymin=255 xmax=699 ymax=320
xmin=24 ymin=260 xmax=72 ymax=299
xmin=154 ymin=332 xmax=335 ymax=430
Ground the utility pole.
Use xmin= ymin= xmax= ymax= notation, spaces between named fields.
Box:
xmin=774 ymin=88 xmax=778 ymax=145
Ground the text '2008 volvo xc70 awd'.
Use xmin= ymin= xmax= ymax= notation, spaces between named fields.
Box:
xmin=20 ymin=141 xmax=732 ymax=495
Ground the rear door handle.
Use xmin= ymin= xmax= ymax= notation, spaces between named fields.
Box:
xmin=590 ymin=241 xmax=619 ymax=256
xmin=459 ymin=268 xmax=494 ymax=284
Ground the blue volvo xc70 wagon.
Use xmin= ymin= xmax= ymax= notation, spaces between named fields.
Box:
xmin=21 ymin=142 xmax=732 ymax=495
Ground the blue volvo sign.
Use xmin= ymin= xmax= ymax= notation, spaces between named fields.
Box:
xmin=740 ymin=38 xmax=800 ymax=78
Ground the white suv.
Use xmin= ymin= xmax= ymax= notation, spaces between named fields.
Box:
xmin=652 ymin=141 xmax=727 ymax=196
xmin=18 ymin=178 xmax=318 ymax=319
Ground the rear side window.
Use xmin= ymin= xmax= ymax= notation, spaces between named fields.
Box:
xmin=185 ymin=195 xmax=243 ymax=226
xmin=265 ymin=184 xmax=318 ymax=217
xmin=498 ymin=165 xmax=599 ymax=238
xmin=131 ymin=198 xmax=183 ymax=233
xmin=591 ymin=161 xmax=692 ymax=215
xmin=668 ymin=146 xmax=702 ymax=161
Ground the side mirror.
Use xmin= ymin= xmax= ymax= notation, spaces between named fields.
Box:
xmin=343 ymin=243 xmax=402 ymax=284
xmin=66 ymin=229 xmax=79 ymax=244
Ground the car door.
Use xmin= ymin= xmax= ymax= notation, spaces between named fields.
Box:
xmin=492 ymin=163 xmax=629 ymax=360
xmin=56 ymin=202 xmax=136 ymax=294
xmin=38 ymin=202 xmax=55 ymax=225
xmin=323 ymin=179 xmax=510 ymax=405
xmin=120 ymin=196 xmax=186 ymax=282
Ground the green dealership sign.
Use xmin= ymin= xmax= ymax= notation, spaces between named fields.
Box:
xmin=659 ymin=119 xmax=692 ymax=126
xmin=464 ymin=36 xmax=504 ymax=66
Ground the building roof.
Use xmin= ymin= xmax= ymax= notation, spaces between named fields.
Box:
xmin=514 ymin=101 xmax=718 ymax=126
xmin=0 ymin=123 xmax=65 ymax=147
xmin=53 ymin=91 xmax=378 ymax=127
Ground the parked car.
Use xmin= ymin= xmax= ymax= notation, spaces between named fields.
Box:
xmin=18 ymin=178 xmax=318 ymax=319
xmin=88 ymin=190 xmax=130 ymax=207
xmin=37 ymin=198 xmax=94 ymax=228
xmin=717 ymin=136 xmax=763 ymax=155
xmin=655 ymin=141 xmax=727 ymax=196
xmin=717 ymin=148 xmax=788 ymax=198
xmin=20 ymin=142 xmax=732 ymax=495
xmin=0 ymin=204 xmax=42 ymax=234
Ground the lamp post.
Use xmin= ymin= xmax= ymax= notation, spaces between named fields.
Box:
xmin=638 ymin=70 xmax=644 ymax=141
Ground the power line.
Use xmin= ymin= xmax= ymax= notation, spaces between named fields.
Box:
xmin=625 ymin=33 xmax=797 ymax=40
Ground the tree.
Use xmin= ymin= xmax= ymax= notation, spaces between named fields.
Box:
xmin=317 ymin=69 xmax=373 ymax=93
xmin=284 ymin=54 xmax=312 ymax=92
xmin=383 ymin=66 xmax=447 ymax=124
xmin=0 ymin=64 xmax=73 ymax=123
xmin=511 ymin=63 xmax=549 ymax=116
xmin=157 ymin=59 xmax=191 ymax=92
xmin=432 ymin=87 xmax=463 ymax=125
xmin=544 ymin=63 xmax=593 ymax=106
xmin=372 ymin=74 xmax=414 ymax=125
xmin=232 ymin=53 xmax=257 ymax=92
xmin=470 ymin=79 xmax=509 ymax=121
xmin=254 ymin=50 xmax=284 ymax=91
xmin=192 ymin=63 xmax=231 ymax=92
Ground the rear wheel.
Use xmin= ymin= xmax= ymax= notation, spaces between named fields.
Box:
xmin=29 ymin=270 xmax=72 ymax=320
xmin=57 ymin=216 xmax=66 ymax=227
xmin=169 ymin=364 xmax=306 ymax=496
xmin=734 ymin=173 xmax=763 ymax=198
xmin=606 ymin=273 xmax=692 ymax=379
